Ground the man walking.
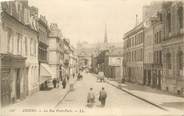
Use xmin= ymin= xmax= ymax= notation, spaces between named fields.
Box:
xmin=62 ymin=78 xmax=67 ymax=89
xmin=99 ymin=87 xmax=107 ymax=107
xmin=53 ymin=78 xmax=57 ymax=88
xmin=98 ymin=71 xmax=105 ymax=82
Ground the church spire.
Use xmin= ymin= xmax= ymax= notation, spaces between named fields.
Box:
xmin=104 ymin=24 xmax=108 ymax=43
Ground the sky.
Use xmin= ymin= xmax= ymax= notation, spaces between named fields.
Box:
xmin=25 ymin=0 xmax=161 ymax=47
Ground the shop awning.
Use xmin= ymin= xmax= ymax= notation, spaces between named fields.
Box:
xmin=40 ymin=63 xmax=52 ymax=83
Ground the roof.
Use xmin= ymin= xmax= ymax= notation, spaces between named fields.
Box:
xmin=108 ymin=47 xmax=123 ymax=57
xmin=123 ymin=22 xmax=144 ymax=39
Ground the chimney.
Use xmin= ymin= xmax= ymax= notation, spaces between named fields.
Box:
xmin=136 ymin=14 xmax=139 ymax=26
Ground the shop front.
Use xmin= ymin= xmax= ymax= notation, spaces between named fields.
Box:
xmin=39 ymin=63 xmax=52 ymax=90
xmin=1 ymin=54 xmax=26 ymax=107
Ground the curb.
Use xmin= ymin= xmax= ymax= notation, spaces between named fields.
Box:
xmin=54 ymin=80 xmax=78 ymax=108
xmin=86 ymin=73 xmax=168 ymax=111
xmin=105 ymin=80 xmax=168 ymax=111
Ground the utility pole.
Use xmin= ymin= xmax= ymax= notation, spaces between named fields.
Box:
xmin=136 ymin=14 xmax=139 ymax=26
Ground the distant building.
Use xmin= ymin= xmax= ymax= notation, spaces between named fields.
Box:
xmin=104 ymin=47 xmax=123 ymax=81
xmin=48 ymin=23 xmax=63 ymax=80
xmin=69 ymin=46 xmax=78 ymax=76
xmin=77 ymin=25 xmax=123 ymax=73
xmin=63 ymin=38 xmax=71 ymax=77
xmin=76 ymin=42 xmax=94 ymax=70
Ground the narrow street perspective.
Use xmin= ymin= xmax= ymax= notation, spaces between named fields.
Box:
xmin=56 ymin=73 xmax=169 ymax=115
xmin=0 ymin=0 xmax=184 ymax=116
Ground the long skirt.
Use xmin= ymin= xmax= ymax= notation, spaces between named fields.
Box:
xmin=101 ymin=98 xmax=106 ymax=106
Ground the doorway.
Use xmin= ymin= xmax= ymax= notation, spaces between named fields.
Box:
xmin=16 ymin=69 xmax=20 ymax=100
xmin=1 ymin=68 xmax=11 ymax=107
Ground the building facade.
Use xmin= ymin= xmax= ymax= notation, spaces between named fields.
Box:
xmin=104 ymin=47 xmax=123 ymax=81
xmin=69 ymin=46 xmax=78 ymax=77
xmin=0 ymin=0 xmax=39 ymax=106
xmin=38 ymin=15 xmax=52 ymax=89
xmin=48 ymin=23 xmax=63 ymax=80
xmin=152 ymin=16 xmax=163 ymax=89
xmin=123 ymin=1 xmax=184 ymax=96
xmin=63 ymin=39 xmax=71 ymax=78
xmin=123 ymin=23 xmax=144 ymax=84
xmin=143 ymin=18 xmax=154 ymax=86
xmin=143 ymin=16 xmax=163 ymax=89
xmin=161 ymin=1 xmax=184 ymax=95
xmin=142 ymin=1 xmax=163 ymax=20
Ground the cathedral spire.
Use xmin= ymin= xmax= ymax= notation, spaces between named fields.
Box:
xmin=104 ymin=24 xmax=108 ymax=43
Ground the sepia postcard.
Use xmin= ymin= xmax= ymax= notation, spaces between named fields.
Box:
xmin=0 ymin=0 xmax=184 ymax=116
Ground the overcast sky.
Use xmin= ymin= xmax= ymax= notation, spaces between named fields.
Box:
xmin=27 ymin=0 xmax=160 ymax=47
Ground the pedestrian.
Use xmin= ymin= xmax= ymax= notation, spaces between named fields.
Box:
xmin=77 ymin=73 xmax=80 ymax=80
xmin=62 ymin=78 xmax=67 ymax=89
xmin=57 ymin=78 xmax=60 ymax=88
xmin=44 ymin=81 xmax=48 ymax=89
xmin=73 ymin=73 xmax=75 ymax=78
xmin=69 ymin=78 xmax=74 ymax=91
xmin=99 ymin=87 xmax=107 ymax=107
xmin=87 ymin=88 xmax=95 ymax=107
xmin=53 ymin=78 xmax=57 ymax=88
xmin=80 ymin=73 xmax=83 ymax=80
xmin=67 ymin=74 xmax=70 ymax=81
xmin=98 ymin=71 xmax=105 ymax=82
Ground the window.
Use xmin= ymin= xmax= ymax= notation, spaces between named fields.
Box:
xmin=140 ymin=48 xmax=143 ymax=61
xmin=25 ymin=37 xmax=28 ymax=56
xmin=167 ymin=12 xmax=171 ymax=32
xmin=154 ymin=51 xmax=157 ymax=64
xmin=159 ymin=51 xmax=162 ymax=64
xmin=34 ymin=39 xmax=36 ymax=56
xmin=30 ymin=38 xmax=34 ymax=56
xmin=17 ymin=33 xmax=20 ymax=54
xmin=178 ymin=6 xmax=183 ymax=29
xmin=156 ymin=32 xmax=158 ymax=44
xmin=17 ymin=33 xmax=22 ymax=55
xmin=166 ymin=53 xmax=171 ymax=69
xmin=141 ymin=32 xmax=143 ymax=43
xmin=178 ymin=51 xmax=183 ymax=70
xmin=7 ymin=28 xmax=12 ymax=52
xmin=132 ymin=37 xmax=135 ymax=46
xmin=159 ymin=31 xmax=161 ymax=43
xmin=158 ymin=12 xmax=162 ymax=22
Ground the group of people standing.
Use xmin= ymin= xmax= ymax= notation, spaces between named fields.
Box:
xmin=52 ymin=76 xmax=67 ymax=89
xmin=77 ymin=72 xmax=83 ymax=80
xmin=52 ymin=72 xmax=76 ymax=89
xmin=87 ymin=87 xmax=107 ymax=107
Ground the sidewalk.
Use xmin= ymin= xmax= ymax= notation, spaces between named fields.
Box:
xmin=9 ymin=86 xmax=68 ymax=108
xmin=105 ymin=78 xmax=184 ymax=113
xmin=5 ymin=77 xmax=78 ymax=109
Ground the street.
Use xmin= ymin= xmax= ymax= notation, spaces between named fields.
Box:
xmin=1 ymin=1 xmax=184 ymax=115
xmin=56 ymin=73 xmax=169 ymax=115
